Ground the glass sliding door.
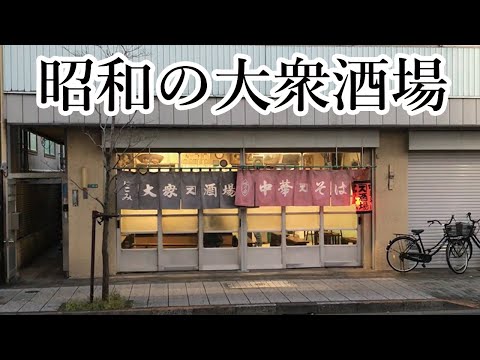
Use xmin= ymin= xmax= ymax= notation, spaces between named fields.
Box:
xmin=323 ymin=205 xmax=361 ymax=266
xmin=200 ymin=208 xmax=240 ymax=270
xmin=246 ymin=206 xmax=283 ymax=269
xmin=285 ymin=206 xmax=321 ymax=268
xmin=160 ymin=209 xmax=199 ymax=270
xmin=117 ymin=209 xmax=158 ymax=272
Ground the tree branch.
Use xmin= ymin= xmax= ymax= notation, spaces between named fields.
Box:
xmin=69 ymin=179 xmax=105 ymax=209
xmin=109 ymin=116 xmax=116 ymax=156
xmin=113 ymin=131 xmax=156 ymax=168
xmin=62 ymin=45 xmax=87 ymax=57
xmin=33 ymin=147 xmax=105 ymax=208
xmin=112 ymin=110 xmax=139 ymax=147
xmin=82 ymin=128 xmax=102 ymax=149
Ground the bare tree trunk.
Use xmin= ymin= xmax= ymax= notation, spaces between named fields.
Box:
xmin=102 ymin=153 xmax=112 ymax=301
xmin=61 ymin=46 xmax=150 ymax=302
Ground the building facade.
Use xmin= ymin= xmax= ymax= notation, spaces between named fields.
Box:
xmin=2 ymin=45 xmax=480 ymax=280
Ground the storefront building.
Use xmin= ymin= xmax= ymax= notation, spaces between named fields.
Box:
xmin=111 ymin=129 xmax=375 ymax=272
xmin=3 ymin=45 xmax=480 ymax=279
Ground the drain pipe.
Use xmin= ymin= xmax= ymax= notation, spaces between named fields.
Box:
xmin=371 ymin=149 xmax=376 ymax=270
xmin=0 ymin=45 xmax=8 ymax=282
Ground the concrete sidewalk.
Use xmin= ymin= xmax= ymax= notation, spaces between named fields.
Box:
xmin=2 ymin=268 xmax=480 ymax=314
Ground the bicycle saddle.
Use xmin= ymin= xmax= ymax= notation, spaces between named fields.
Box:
xmin=411 ymin=229 xmax=424 ymax=235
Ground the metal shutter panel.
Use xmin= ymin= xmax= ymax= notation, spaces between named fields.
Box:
xmin=409 ymin=151 xmax=480 ymax=268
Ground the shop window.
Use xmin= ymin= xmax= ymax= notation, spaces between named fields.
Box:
xmin=323 ymin=212 xmax=358 ymax=246
xmin=361 ymin=150 xmax=373 ymax=166
xmin=181 ymin=152 xmax=240 ymax=169
xmin=285 ymin=206 xmax=320 ymax=246
xmin=245 ymin=152 xmax=302 ymax=167
xmin=162 ymin=209 xmax=198 ymax=248
xmin=120 ymin=209 xmax=158 ymax=249
xmin=302 ymin=153 xmax=324 ymax=167
xmin=327 ymin=152 xmax=360 ymax=167
xmin=116 ymin=153 xmax=179 ymax=169
xmin=324 ymin=194 xmax=358 ymax=246
xmin=247 ymin=206 xmax=282 ymax=247
xmin=203 ymin=208 xmax=239 ymax=248
xmin=324 ymin=204 xmax=357 ymax=213
xmin=324 ymin=213 xmax=357 ymax=228
xmin=303 ymin=152 xmax=362 ymax=168
xmin=340 ymin=152 xmax=361 ymax=167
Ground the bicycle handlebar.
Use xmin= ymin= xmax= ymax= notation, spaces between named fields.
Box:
xmin=427 ymin=215 xmax=455 ymax=227
xmin=466 ymin=212 xmax=480 ymax=224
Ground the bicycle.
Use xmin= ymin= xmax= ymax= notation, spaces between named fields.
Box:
xmin=446 ymin=212 xmax=480 ymax=273
xmin=444 ymin=218 xmax=474 ymax=274
xmin=386 ymin=215 xmax=470 ymax=273
xmin=465 ymin=212 xmax=480 ymax=252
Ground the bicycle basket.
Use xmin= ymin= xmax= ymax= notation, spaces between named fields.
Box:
xmin=445 ymin=222 xmax=473 ymax=238
xmin=464 ymin=224 xmax=475 ymax=237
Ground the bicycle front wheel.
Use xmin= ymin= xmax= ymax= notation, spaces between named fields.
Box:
xmin=446 ymin=239 xmax=472 ymax=274
xmin=386 ymin=236 xmax=421 ymax=273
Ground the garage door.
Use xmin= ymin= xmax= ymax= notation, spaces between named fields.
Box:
xmin=409 ymin=152 xmax=480 ymax=268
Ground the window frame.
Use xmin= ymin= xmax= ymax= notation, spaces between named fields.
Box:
xmin=27 ymin=132 xmax=38 ymax=154
xmin=43 ymin=139 xmax=56 ymax=158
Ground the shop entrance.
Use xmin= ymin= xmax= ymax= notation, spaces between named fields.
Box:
xmin=115 ymin=149 xmax=371 ymax=272
xmin=246 ymin=206 xmax=362 ymax=269
xmin=322 ymin=210 xmax=362 ymax=267
xmin=117 ymin=209 xmax=241 ymax=272
xmin=117 ymin=206 xmax=363 ymax=271
xmin=200 ymin=209 xmax=240 ymax=270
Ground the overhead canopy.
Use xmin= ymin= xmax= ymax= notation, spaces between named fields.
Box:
xmin=107 ymin=129 xmax=379 ymax=150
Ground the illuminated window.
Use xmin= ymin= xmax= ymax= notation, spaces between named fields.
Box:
xmin=162 ymin=209 xmax=199 ymax=249
xmin=120 ymin=209 xmax=158 ymax=249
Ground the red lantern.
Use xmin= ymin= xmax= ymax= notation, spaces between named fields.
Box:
xmin=352 ymin=180 xmax=372 ymax=213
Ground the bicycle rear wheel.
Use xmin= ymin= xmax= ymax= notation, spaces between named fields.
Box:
xmin=446 ymin=239 xmax=472 ymax=274
xmin=386 ymin=236 xmax=421 ymax=272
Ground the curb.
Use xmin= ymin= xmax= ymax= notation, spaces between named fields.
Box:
xmin=8 ymin=299 xmax=477 ymax=315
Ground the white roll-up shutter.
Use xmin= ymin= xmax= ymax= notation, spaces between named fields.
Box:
xmin=409 ymin=152 xmax=480 ymax=268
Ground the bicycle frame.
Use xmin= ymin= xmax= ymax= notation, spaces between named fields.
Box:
xmin=401 ymin=233 xmax=449 ymax=263
xmin=390 ymin=214 xmax=456 ymax=264
xmin=387 ymin=215 xmax=470 ymax=274
xmin=464 ymin=212 xmax=480 ymax=249
xmin=469 ymin=233 xmax=480 ymax=249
